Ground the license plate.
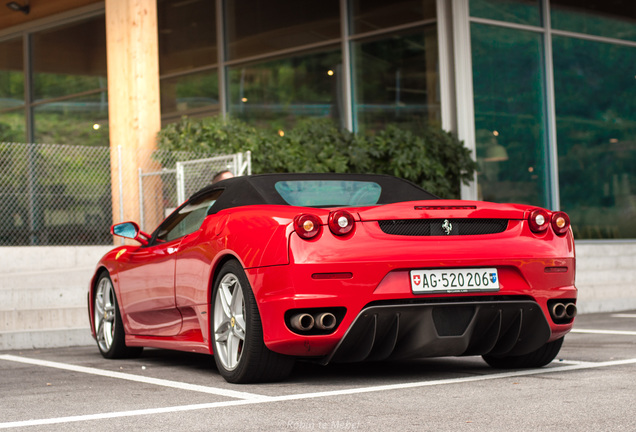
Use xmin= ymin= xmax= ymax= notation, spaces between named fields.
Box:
xmin=410 ymin=268 xmax=500 ymax=293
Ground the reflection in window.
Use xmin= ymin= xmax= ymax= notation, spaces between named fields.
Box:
xmin=469 ymin=0 xmax=541 ymax=26
xmin=0 ymin=37 xmax=23 ymax=103
xmin=225 ymin=0 xmax=340 ymax=60
xmin=353 ymin=28 xmax=440 ymax=133
xmin=34 ymin=92 xmax=109 ymax=146
xmin=471 ymin=24 xmax=548 ymax=207
xmin=551 ymin=0 xmax=636 ymax=42
xmin=31 ymin=17 xmax=107 ymax=101
xmin=158 ymin=0 xmax=216 ymax=75
xmin=0 ymin=109 xmax=25 ymax=142
xmin=553 ymin=36 xmax=636 ymax=239
xmin=350 ymin=0 xmax=436 ymax=34
xmin=156 ymin=192 xmax=221 ymax=242
xmin=1 ymin=38 xmax=25 ymax=142
xmin=161 ymin=70 xmax=219 ymax=118
xmin=228 ymin=49 xmax=342 ymax=130
xmin=275 ymin=180 xmax=382 ymax=207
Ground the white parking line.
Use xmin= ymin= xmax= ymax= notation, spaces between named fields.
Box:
xmin=1 ymin=357 xmax=635 ymax=429
xmin=571 ymin=329 xmax=636 ymax=336
xmin=612 ymin=314 xmax=636 ymax=319
xmin=0 ymin=354 xmax=267 ymax=401
xmin=554 ymin=359 xmax=596 ymax=366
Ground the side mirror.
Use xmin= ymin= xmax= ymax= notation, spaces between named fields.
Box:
xmin=111 ymin=221 xmax=150 ymax=246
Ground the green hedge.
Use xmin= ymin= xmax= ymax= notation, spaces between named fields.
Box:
xmin=157 ymin=116 xmax=476 ymax=198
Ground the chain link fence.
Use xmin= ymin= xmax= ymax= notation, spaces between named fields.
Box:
xmin=0 ymin=142 xmax=112 ymax=246
xmin=139 ymin=151 xmax=251 ymax=231
xmin=0 ymin=142 xmax=246 ymax=246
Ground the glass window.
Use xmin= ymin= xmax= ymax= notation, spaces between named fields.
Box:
xmin=161 ymin=70 xmax=219 ymax=116
xmin=470 ymin=0 xmax=542 ymax=27
xmin=553 ymin=36 xmax=636 ymax=239
xmin=471 ymin=23 xmax=548 ymax=207
xmin=155 ymin=191 xmax=221 ymax=242
xmin=275 ymin=180 xmax=382 ymax=207
xmin=33 ymin=92 xmax=109 ymax=146
xmin=158 ymin=0 xmax=216 ymax=75
xmin=225 ymin=0 xmax=340 ymax=60
xmin=227 ymin=49 xmax=342 ymax=130
xmin=0 ymin=37 xmax=23 ymax=104
xmin=0 ymin=108 xmax=25 ymax=142
xmin=350 ymin=0 xmax=436 ymax=34
xmin=352 ymin=28 xmax=440 ymax=133
xmin=31 ymin=17 xmax=107 ymax=101
xmin=551 ymin=0 xmax=636 ymax=42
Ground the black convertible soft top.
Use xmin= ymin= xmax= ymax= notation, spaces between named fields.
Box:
xmin=189 ymin=173 xmax=438 ymax=214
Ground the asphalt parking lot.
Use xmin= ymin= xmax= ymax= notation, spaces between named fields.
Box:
xmin=1 ymin=311 xmax=635 ymax=431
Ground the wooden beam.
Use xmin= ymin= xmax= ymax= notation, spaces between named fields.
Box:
xmin=105 ymin=0 xmax=162 ymax=233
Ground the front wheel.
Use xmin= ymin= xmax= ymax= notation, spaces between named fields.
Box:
xmin=93 ymin=272 xmax=143 ymax=359
xmin=212 ymin=260 xmax=295 ymax=383
xmin=482 ymin=337 xmax=564 ymax=369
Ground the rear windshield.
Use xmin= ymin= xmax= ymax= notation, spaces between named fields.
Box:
xmin=275 ymin=180 xmax=382 ymax=207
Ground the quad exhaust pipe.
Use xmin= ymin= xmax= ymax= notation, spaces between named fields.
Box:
xmin=315 ymin=312 xmax=337 ymax=331
xmin=550 ymin=302 xmax=577 ymax=321
xmin=289 ymin=312 xmax=337 ymax=332
xmin=290 ymin=313 xmax=315 ymax=332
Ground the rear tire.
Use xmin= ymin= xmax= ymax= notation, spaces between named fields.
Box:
xmin=93 ymin=272 xmax=143 ymax=359
xmin=212 ymin=260 xmax=295 ymax=383
xmin=482 ymin=337 xmax=564 ymax=369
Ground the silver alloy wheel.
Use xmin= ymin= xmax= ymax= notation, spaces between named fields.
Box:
xmin=94 ymin=276 xmax=116 ymax=353
xmin=213 ymin=273 xmax=246 ymax=371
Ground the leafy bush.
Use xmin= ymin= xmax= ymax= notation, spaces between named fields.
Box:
xmin=157 ymin=116 xmax=477 ymax=198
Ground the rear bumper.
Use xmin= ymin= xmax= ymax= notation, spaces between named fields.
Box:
xmin=325 ymin=300 xmax=550 ymax=364
xmin=246 ymin=262 xmax=576 ymax=359
xmin=246 ymin=221 xmax=576 ymax=360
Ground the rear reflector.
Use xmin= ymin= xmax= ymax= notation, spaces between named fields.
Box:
xmin=415 ymin=206 xmax=477 ymax=210
xmin=545 ymin=266 xmax=568 ymax=273
xmin=312 ymin=272 xmax=353 ymax=280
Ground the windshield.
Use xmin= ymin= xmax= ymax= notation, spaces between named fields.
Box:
xmin=274 ymin=180 xmax=382 ymax=207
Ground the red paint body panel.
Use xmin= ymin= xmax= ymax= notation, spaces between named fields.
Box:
xmin=115 ymin=238 xmax=182 ymax=336
xmin=89 ymin=198 xmax=577 ymax=360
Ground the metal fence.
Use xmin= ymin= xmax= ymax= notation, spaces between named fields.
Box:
xmin=0 ymin=142 xmax=112 ymax=246
xmin=0 ymin=142 xmax=247 ymax=246
xmin=138 ymin=151 xmax=251 ymax=231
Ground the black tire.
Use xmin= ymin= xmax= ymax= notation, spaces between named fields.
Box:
xmin=482 ymin=337 xmax=564 ymax=369
xmin=211 ymin=260 xmax=295 ymax=383
xmin=93 ymin=272 xmax=143 ymax=359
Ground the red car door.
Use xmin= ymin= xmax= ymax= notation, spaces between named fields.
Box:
xmin=116 ymin=237 xmax=182 ymax=336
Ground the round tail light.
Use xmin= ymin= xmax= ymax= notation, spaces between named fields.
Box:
xmin=328 ymin=210 xmax=355 ymax=236
xmin=528 ymin=209 xmax=550 ymax=233
xmin=551 ymin=211 xmax=570 ymax=235
xmin=294 ymin=214 xmax=322 ymax=239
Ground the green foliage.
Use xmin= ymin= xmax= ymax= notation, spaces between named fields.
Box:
xmin=0 ymin=117 xmax=23 ymax=142
xmin=157 ymin=116 xmax=477 ymax=198
xmin=355 ymin=125 xmax=477 ymax=198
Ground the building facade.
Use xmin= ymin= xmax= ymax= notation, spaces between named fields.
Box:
xmin=1 ymin=0 xmax=635 ymax=241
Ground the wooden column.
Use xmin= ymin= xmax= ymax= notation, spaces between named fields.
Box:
xmin=105 ymin=0 xmax=163 ymax=233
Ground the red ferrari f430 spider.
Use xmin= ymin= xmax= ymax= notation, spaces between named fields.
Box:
xmin=88 ymin=173 xmax=576 ymax=383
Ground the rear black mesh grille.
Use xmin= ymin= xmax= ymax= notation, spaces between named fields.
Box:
xmin=378 ymin=219 xmax=508 ymax=236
